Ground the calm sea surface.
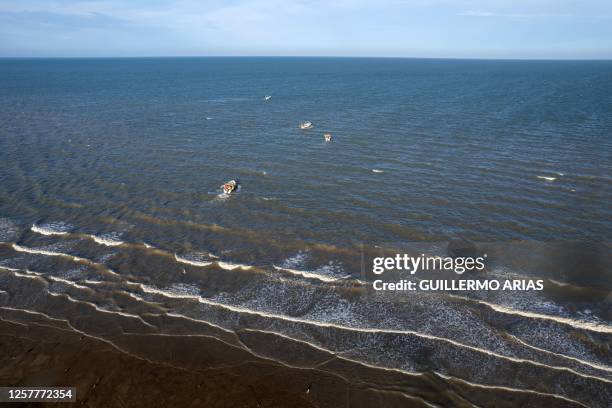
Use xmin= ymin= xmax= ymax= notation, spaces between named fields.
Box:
xmin=0 ymin=58 xmax=611 ymax=407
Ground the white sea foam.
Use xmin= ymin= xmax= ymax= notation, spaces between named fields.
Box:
xmin=315 ymin=260 xmax=351 ymax=279
xmin=433 ymin=372 xmax=588 ymax=406
xmin=134 ymin=282 xmax=612 ymax=383
xmin=548 ymin=279 xmax=570 ymax=287
xmin=508 ymin=334 xmax=612 ymax=373
xmin=12 ymin=271 xmax=40 ymax=280
xmin=272 ymin=265 xmax=341 ymax=283
xmin=537 ymin=176 xmax=556 ymax=182
xmin=281 ymin=251 xmax=309 ymax=269
xmin=124 ymin=291 xmax=146 ymax=301
xmin=84 ymin=279 xmax=104 ymax=285
xmin=90 ymin=234 xmax=124 ymax=247
xmin=473 ymin=298 xmax=612 ymax=334
xmin=47 ymin=275 xmax=90 ymax=290
xmin=1 ymin=268 xmax=43 ymax=277
xmin=174 ymin=254 xmax=213 ymax=267
xmin=372 ymin=169 xmax=384 ymax=173
xmin=162 ymin=282 xmax=201 ymax=297
xmin=12 ymin=244 xmax=88 ymax=263
xmin=31 ymin=223 xmax=70 ymax=236
xmin=275 ymin=252 xmax=352 ymax=283
xmin=217 ymin=261 xmax=253 ymax=271
xmin=9 ymin=245 xmax=119 ymax=280
xmin=45 ymin=292 xmax=156 ymax=328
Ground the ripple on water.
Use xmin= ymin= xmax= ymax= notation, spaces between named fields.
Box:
xmin=0 ymin=218 xmax=20 ymax=242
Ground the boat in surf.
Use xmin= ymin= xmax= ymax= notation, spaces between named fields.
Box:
xmin=299 ymin=121 xmax=313 ymax=130
xmin=222 ymin=180 xmax=237 ymax=194
xmin=264 ymin=95 xmax=272 ymax=101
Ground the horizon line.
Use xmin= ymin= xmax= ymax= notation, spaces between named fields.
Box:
xmin=1 ymin=55 xmax=612 ymax=62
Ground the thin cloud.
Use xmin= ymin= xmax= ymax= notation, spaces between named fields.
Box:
xmin=0 ymin=10 xmax=124 ymax=29
xmin=459 ymin=10 xmax=571 ymax=19
xmin=460 ymin=10 xmax=495 ymax=17
xmin=0 ymin=1 xmax=609 ymax=58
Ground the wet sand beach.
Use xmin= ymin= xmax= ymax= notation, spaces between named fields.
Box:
xmin=2 ymin=311 xmax=594 ymax=408
xmin=1 ymin=317 xmax=316 ymax=408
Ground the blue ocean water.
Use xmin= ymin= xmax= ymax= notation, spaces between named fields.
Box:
xmin=1 ymin=58 xmax=612 ymax=407
xmin=1 ymin=58 xmax=611 ymax=250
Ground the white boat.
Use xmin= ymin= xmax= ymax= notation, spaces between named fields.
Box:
xmin=222 ymin=180 xmax=237 ymax=194
xmin=264 ymin=95 xmax=272 ymax=101
xmin=299 ymin=121 xmax=313 ymax=130
xmin=324 ymin=133 xmax=332 ymax=142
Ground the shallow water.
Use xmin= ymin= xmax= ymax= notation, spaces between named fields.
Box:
xmin=0 ymin=57 xmax=611 ymax=406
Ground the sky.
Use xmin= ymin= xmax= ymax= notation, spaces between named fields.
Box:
xmin=1 ymin=0 xmax=611 ymax=59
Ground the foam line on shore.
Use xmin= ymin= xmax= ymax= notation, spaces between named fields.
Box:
xmin=11 ymin=271 xmax=41 ymax=280
xmin=89 ymin=235 xmax=124 ymax=247
xmin=435 ymin=372 xmax=588 ymax=408
xmin=2 ymin=267 xmax=97 ymax=292
xmin=133 ymin=282 xmax=612 ymax=385
xmin=10 ymin=244 xmax=121 ymax=278
xmin=174 ymin=254 xmax=213 ymax=267
xmin=272 ymin=265 xmax=344 ymax=283
xmin=0 ymin=305 xmax=436 ymax=407
xmin=508 ymin=333 xmax=612 ymax=373
xmin=0 ymin=306 xmax=170 ymax=373
xmin=217 ymin=261 xmax=253 ymax=271
xmin=462 ymin=296 xmax=612 ymax=334
xmin=12 ymin=244 xmax=89 ymax=263
xmin=47 ymin=275 xmax=92 ymax=291
xmin=1 ymin=302 xmax=584 ymax=408
xmin=240 ymin=328 xmax=589 ymax=407
xmin=30 ymin=224 xmax=125 ymax=247
xmin=0 ymin=271 xmax=602 ymax=407
xmin=10 ymin=238 xmax=610 ymax=340
xmin=31 ymin=224 xmax=69 ymax=236
xmin=47 ymin=291 xmax=157 ymax=329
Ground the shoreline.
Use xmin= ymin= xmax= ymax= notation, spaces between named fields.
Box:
xmin=0 ymin=300 xmax=599 ymax=407
xmin=0 ymin=318 xmax=315 ymax=408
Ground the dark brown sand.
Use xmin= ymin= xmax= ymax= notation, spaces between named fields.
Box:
xmin=0 ymin=320 xmax=314 ymax=408
xmin=0 ymin=306 xmax=590 ymax=408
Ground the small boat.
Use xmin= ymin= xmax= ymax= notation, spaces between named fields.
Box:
xmin=264 ymin=95 xmax=272 ymax=101
xmin=299 ymin=121 xmax=313 ymax=130
xmin=324 ymin=133 xmax=332 ymax=142
xmin=222 ymin=180 xmax=237 ymax=194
